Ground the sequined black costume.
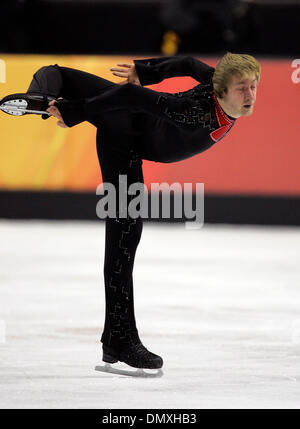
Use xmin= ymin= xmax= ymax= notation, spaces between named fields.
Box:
xmin=26 ymin=56 xmax=236 ymax=360
xmin=56 ymin=56 xmax=236 ymax=163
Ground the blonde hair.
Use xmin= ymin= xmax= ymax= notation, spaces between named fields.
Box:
xmin=212 ymin=52 xmax=261 ymax=98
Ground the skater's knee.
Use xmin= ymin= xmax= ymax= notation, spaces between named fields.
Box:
xmin=33 ymin=64 xmax=59 ymax=78
xmin=29 ymin=64 xmax=62 ymax=97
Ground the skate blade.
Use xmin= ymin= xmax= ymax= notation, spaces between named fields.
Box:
xmin=0 ymin=100 xmax=49 ymax=116
xmin=95 ymin=363 xmax=164 ymax=378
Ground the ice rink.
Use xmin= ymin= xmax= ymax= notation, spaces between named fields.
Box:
xmin=0 ymin=220 xmax=300 ymax=409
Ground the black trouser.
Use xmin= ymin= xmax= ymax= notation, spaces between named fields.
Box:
xmin=27 ymin=65 xmax=143 ymax=350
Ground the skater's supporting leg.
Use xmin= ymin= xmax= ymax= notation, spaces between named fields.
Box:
xmin=96 ymin=125 xmax=144 ymax=351
xmin=97 ymin=126 xmax=162 ymax=369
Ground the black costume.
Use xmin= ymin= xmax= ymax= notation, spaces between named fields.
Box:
xmin=26 ymin=56 xmax=236 ymax=357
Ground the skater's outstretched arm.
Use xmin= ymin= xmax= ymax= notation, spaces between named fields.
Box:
xmin=132 ymin=56 xmax=215 ymax=86
xmin=110 ymin=56 xmax=214 ymax=87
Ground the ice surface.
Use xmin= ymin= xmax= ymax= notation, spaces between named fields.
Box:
xmin=0 ymin=220 xmax=300 ymax=409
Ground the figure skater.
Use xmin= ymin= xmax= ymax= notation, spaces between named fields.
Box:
xmin=0 ymin=53 xmax=261 ymax=370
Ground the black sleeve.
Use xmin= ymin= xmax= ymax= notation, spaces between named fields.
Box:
xmin=133 ymin=55 xmax=215 ymax=86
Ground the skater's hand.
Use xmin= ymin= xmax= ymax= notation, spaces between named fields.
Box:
xmin=110 ymin=63 xmax=141 ymax=86
xmin=46 ymin=100 xmax=68 ymax=128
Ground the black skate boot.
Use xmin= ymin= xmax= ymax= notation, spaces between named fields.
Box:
xmin=0 ymin=92 xmax=56 ymax=117
xmin=102 ymin=341 xmax=163 ymax=370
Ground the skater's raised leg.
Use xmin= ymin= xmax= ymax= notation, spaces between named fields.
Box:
xmin=0 ymin=64 xmax=118 ymax=122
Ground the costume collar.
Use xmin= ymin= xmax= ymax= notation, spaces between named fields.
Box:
xmin=213 ymin=94 xmax=236 ymax=126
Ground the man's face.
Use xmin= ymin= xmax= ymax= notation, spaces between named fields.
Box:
xmin=222 ymin=73 xmax=258 ymax=117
